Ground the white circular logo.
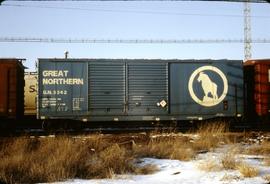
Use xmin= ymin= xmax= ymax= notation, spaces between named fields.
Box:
xmin=188 ymin=66 xmax=228 ymax=107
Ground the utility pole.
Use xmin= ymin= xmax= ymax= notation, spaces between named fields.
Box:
xmin=244 ymin=1 xmax=252 ymax=60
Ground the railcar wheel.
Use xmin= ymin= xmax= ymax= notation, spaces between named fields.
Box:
xmin=41 ymin=120 xmax=53 ymax=132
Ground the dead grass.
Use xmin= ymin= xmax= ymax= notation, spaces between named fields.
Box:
xmin=221 ymin=153 xmax=237 ymax=170
xmin=220 ymin=173 xmax=242 ymax=181
xmin=246 ymin=141 xmax=270 ymax=155
xmin=236 ymin=162 xmax=259 ymax=178
xmin=192 ymin=122 xmax=229 ymax=151
xmin=197 ymin=159 xmax=222 ymax=172
xmin=134 ymin=122 xmax=234 ymax=162
xmin=264 ymin=157 xmax=270 ymax=166
xmin=263 ymin=175 xmax=270 ymax=182
xmin=135 ymin=164 xmax=159 ymax=175
xmin=0 ymin=137 xmax=80 ymax=183
xmin=134 ymin=122 xmax=232 ymax=163
xmin=0 ymin=122 xmax=253 ymax=183
xmin=133 ymin=136 xmax=195 ymax=161
xmin=0 ymin=135 xmax=146 ymax=184
xmin=85 ymin=143 xmax=136 ymax=179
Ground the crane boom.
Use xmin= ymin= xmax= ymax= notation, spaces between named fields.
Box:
xmin=244 ymin=1 xmax=252 ymax=60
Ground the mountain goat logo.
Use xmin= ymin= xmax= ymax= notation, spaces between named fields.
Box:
xmin=197 ymin=72 xmax=218 ymax=100
xmin=188 ymin=66 xmax=228 ymax=107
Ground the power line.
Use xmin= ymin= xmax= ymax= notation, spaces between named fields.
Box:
xmin=2 ymin=3 xmax=270 ymax=18
xmin=2 ymin=0 xmax=270 ymax=2
xmin=0 ymin=37 xmax=270 ymax=43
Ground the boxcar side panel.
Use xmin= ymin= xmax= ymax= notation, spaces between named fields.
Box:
xmin=8 ymin=68 xmax=17 ymax=118
xmin=0 ymin=68 xmax=8 ymax=117
xmin=170 ymin=61 xmax=243 ymax=120
xmin=38 ymin=60 xmax=88 ymax=119
xmin=0 ymin=59 xmax=24 ymax=119
xmin=243 ymin=64 xmax=255 ymax=121
xmin=245 ymin=59 xmax=270 ymax=121
xmin=254 ymin=63 xmax=270 ymax=117
xmin=38 ymin=59 xmax=243 ymax=122
xmin=88 ymin=61 xmax=125 ymax=115
xmin=24 ymin=72 xmax=37 ymax=115
xmin=127 ymin=62 xmax=168 ymax=115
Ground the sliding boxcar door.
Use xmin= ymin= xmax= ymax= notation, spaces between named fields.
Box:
xmin=127 ymin=62 xmax=168 ymax=115
xmin=88 ymin=62 xmax=125 ymax=115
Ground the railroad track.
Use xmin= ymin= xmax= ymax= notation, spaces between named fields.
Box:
xmin=0 ymin=121 xmax=262 ymax=137
xmin=0 ymin=120 xmax=194 ymax=137
xmin=2 ymin=118 xmax=268 ymax=137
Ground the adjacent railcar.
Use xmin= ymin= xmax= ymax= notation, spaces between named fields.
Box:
xmin=0 ymin=58 xmax=24 ymax=119
xmin=37 ymin=59 xmax=244 ymax=122
xmin=24 ymin=72 xmax=37 ymax=116
xmin=244 ymin=59 xmax=270 ymax=123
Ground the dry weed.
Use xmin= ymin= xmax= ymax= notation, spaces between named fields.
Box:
xmin=228 ymin=144 xmax=243 ymax=154
xmin=264 ymin=157 xmax=270 ymax=166
xmin=197 ymin=159 xmax=222 ymax=172
xmin=171 ymin=147 xmax=195 ymax=161
xmin=246 ymin=141 xmax=270 ymax=155
xmin=192 ymin=122 xmax=229 ymax=151
xmin=135 ymin=164 xmax=159 ymax=175
xmin=98 ymin=144 xmax=135 ymax=177
xmin=264 ymin=175 xmax=270 ymax=182
xmin=221 ymin=153 xmax=237 ymax=170
xmin=134 ymin=137 xmax=195 ymax=161
xmin=220 ymin=173 xmax=242 ymax=182
xmin=223 ymin=132 xmax=247 ymax=145
xmin=236 ymin=162 xmax=259 ymax=178
xmin=0 ymin=135 xmax=147 ymax=184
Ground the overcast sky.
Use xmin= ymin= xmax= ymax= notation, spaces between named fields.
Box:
xmin=0 ymin=1 xmax=270 ymax=71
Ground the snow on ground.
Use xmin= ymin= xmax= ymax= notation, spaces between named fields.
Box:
xmin=50 ymin=144 xmax=270 ymax=184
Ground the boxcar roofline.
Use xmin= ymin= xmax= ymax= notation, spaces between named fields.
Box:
xmin=38 ymin=58 xmax=240 ymax=63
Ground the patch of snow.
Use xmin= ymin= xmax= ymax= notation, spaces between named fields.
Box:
xmin=49 ymin=155 xmax=270 ymax=184
xmin=47 ymin=141 xmax=270 ymax=184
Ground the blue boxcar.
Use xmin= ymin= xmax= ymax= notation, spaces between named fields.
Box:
xmin=37 ymin=59 xmax=243 ymax=122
